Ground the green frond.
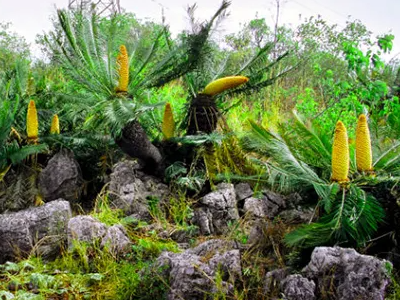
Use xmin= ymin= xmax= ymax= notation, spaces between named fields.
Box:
xmin=287 ymin=111 xmax=332 ymax=170
xmin=285 ymin=184 xmax=385 ymax=248
xmin=6 ymin=143 xmax=47 ymax=165
xmin=241 ymin=119 xmax=325 ymax=192
xmin=83 ymin=97 xmax=164 ymax=137
xmin=373 ymin=141 xmax=400 ymax=175
xmin=47 ymin=9 xmax=116 ymax=96
xmin=141 ymin=1 xmax=231 ymax=89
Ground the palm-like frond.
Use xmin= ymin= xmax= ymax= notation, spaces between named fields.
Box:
xmin=46 ymin=9 xmax=117 ymax=97
xmin=242 ymin=117 xmax=387 ymax=249
xmin=285 ymin=185 xmax=385 ymax=248
xmin=84 ymin=97 xmax=164 ymax=137
xmin=141 ymin=0 xmax=231 ymax=90
xmin=373 ymin=141 xmax=400 ymax=175
xmin=283 ymin=112 xmax=332 ymax=171
xmin=241 ymin=119 xmax=325 ymax=192
xmin=47 ymin=3 xmax=232 ymax=137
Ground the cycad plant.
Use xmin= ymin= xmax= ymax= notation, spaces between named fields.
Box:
xmin=157 ymin=27 xmax=299 ymax=184
xmin=241 ymin=112 xmax=400 ymax=249
xmin=0 ymin=60 xmax=48 ymax=180
xmin=44 ymin=2 xmax=231 ymax=174
xmin=0 ymin=96 xmax=47 ymax=182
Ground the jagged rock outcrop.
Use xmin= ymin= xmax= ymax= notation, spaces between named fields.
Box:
xmin=194 ymin=183 xmax=239 ymax=235
xmin=303 ymin=247 xmax=391 ymax=300
xmin=39 ymin=150 xmax=82 ymax=202
xmin=0 ymin=200 xmax=72 ymax=263
xmin=100 ymin=225 xmax=131 ymax=255
xmin=155 ymin=239 xmax=241 ymax=300
xmin=281 ymin=274 xmax=316 ymax=300
xmin=243 ymin=190 xmax=286 ymax=219
xmin=262 ymin=247 xmax=391 ymax=300
xmin=108 ymin=160 xmax=171 ymax=221
xmin=67 ymin=215 xmax=131 ymax=255
xmin=67 ymin=215 xmax=107 ymax=246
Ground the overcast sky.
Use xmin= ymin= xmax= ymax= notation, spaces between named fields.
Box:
xmin=0 ymin=0 xmax=399 ymax=60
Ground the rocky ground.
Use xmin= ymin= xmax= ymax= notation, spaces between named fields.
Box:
xmin=0 ymin=153 xmax=395 ymax=299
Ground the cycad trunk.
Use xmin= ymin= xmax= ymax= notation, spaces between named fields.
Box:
xmin=187 ymin=94 xmax=219 ymax=135
xmin=115 ymin=120 xmax=163 ymax=176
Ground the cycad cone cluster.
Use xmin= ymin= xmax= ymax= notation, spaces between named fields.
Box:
xmin=116 ymin=45 xmax=129 ymax=93
xmin=331 ymin=121 xmax=350 ymax=182
xmin=331 ymin=115 xmax=373 ymax=182
xmin=161 ymin=103 xmax=175 ymax=140
xmin=27 ymin=100 xmax=39 ymax=143
xmin=355 ymin=114 xmax=373 ymax=172
xmin=202 ymin=76 xmax=249 ymax=96
xmin=50 ymin=114 xmax=60 ymax=135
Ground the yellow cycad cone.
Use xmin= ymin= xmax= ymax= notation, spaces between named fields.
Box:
xmin=27 ymin=100 xmax=39 ymax=142
xmin=50 ymin=114 xmax=60 ymax=134
xmin=356 ymin=114 xmax=373 ymax=172
xmin=161 ymin=103 xmax=175 ymax=140
xmin=331 ymin=121 xmax=349 ymax=182
xmin=116 ymin=45 xmax=129 ymax=93
xmin=202 ymin=76 xmax=249 ymax=96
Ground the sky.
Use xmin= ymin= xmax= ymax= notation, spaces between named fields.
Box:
xmin=0 ymin=0 xmax=399 ymax=60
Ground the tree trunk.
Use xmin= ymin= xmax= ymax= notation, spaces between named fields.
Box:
xmin=115 ymin=120 xmax=163 ymax=176
xmin=187 ymin=94 xmax=220 ymax=135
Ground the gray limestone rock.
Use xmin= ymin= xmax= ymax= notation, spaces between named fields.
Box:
xmin=302 ymin=247 xmax=391 ymax=300
xmin=194 ymin=183 xmax=239 ymax=235
xmin=67 ymin=215 xmax=107 ymax=247
xmin=39 ymin=150 xmax=82 ymax=202
xmin=282 ymin=274 xmax=316 ymax=300
xmin=263 ymin=268 xmax=291 ymax=295
xmin=101 ymin=225 xmax=131 ymax=255
xmin=234 ymin=183 xmax=253 ymax=201
xmin=0 ymin=200 xmax=72 ymax=263
xmin=108 ymin=160 xmax=171 ymax=221
xmin=68 ymin=216 xmax=131 ymax=256
xmin=263 ymin=190 xmax=286 ymax=209
xmin=278 ymin=207 xmax=315 ymax=224
xmin=156 ymin=239 xmax=240 ymax=300
xmin=243 ymin=196 xmax=279 ymax=219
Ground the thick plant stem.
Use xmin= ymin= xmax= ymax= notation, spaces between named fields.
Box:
xmin=115 ymin=120 xmax=163 ymax=176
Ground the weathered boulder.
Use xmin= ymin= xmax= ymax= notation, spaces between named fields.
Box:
xmin=194 ymin=183 xmax=239 ymax=235
xmin=263 ymin=268 xmax=291 ymax=296
xmin=100 ymin=225 xmax=131 ymax=255
xmin=108 ymin=160 xmax=171 ymax=221
xmin=243 ymin=197 xmax=277 ymax=218
xmin=303 ymin=247 xmax=391 ymax=300
xmin=282 ymin=274 xmax=316 ymax=300
xmin=68 ymin=216 xmax=131 ymax=256
xmin=156 ymin=239 xmax=240 ymax=300
xmin=39 ymin=151 xmax=82 ymax=202
xmin=0 ymin=200 xmax=72 ymax=263
xmin=262 ymin=190 xmax=286 ymax=209
xmin=67 ymin=215 xmax=107 ymax=246
xmin=278 ymin=207 xmax=315 ymax=224
xmin=235 ymin=183 xmax=253 ymax=202
xmin=243 ymin=190 xmax=286 ymax=220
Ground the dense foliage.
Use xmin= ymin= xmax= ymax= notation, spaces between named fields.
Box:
xmin=1 ymin=1 xmax=400 ymax=299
